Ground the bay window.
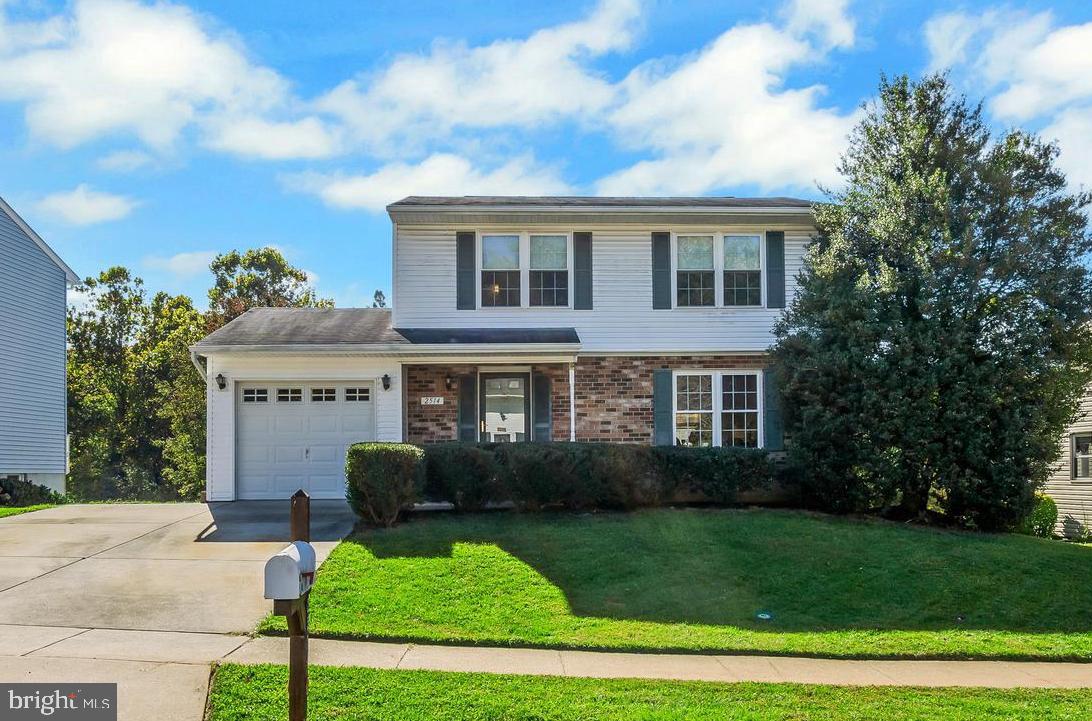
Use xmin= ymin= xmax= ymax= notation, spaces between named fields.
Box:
xmin=674 ymin=371 xmax=762 ymax=448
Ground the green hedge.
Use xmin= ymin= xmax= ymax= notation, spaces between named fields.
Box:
xmin=1017 ymin=494 xmax=1058 ymax=538
xmin=346 ymin=441 xmax=773 ymax=524
xmin=0 ymin=476 xmax=63 ymax=507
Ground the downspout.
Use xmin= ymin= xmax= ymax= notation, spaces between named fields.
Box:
xmin=189 ymin=349 xmax=208 ymax=382
xmin=569 ymin=361 xmax=576 ymax=442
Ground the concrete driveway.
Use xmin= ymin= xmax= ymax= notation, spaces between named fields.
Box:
xmin=0 ymin=501 xmax=355 ymax=719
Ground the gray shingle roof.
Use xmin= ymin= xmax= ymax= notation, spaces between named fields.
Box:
xmin=388 ymin=196 xmax=813 ymax=209
xmin=193 ymin=308 xmax=581 ymax=349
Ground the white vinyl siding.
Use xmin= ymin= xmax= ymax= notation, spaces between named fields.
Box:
xmin=0 ymin=207 xmax=68 ymax=476
xmin=1045 ymin=388 xmax=1092 ymax=537
xmin=392 ymin=226 xmax=809 ymax=353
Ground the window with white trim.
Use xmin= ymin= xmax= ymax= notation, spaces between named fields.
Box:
xmin=1074 ymin=433 xmax=1092 ymax=480
xmin=345 ymin=387 xmax=370 ymax=402
xmin=242 ymin=388 xmax=268 ymax=403
xmin=530 ymin=234 xmax=568 ymax=306
xmin=723 ymin=235 xmax=762 ymax=306
xmin=674 ymin=233 xmax=765 ymax=309
xmin=481 ymin=234 xmax=521 ymax=307
xmin=676 ymin=236 xmax=715 ymax=307
xmin=311 ymin=387 xmax=336 ymax=402
xmin=674 ymin=371 xmax=762 ymax=448
xmin=277 ymin=388 xmax=302 ymax=403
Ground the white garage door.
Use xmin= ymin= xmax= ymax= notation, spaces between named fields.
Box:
xmin=236 ymin=382 xmax=376 ymax=500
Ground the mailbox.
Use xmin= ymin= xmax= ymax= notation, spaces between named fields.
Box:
xmin=264 ymin=540 xmax=317 ymax=600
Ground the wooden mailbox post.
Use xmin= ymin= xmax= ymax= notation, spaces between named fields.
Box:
xmin=265 ymin=489 xmax=313 ymax=721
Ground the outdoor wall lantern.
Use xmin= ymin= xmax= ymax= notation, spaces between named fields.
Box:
xmin=382 ymin=374 xmax=392 ymax=391
xmin=444 ymin=375 xmax=455 ymax=391
xmin=215 ymin=373 xmax=226 ymax=390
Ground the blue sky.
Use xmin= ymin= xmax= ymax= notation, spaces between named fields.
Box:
xmin=1 ymin=0 xmax=1089 ymax=308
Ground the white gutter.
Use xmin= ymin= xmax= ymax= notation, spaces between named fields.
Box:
xmin=569 ymin=362 xmax=576 ymax=442
xmin=387 ymin=203 xmax=814 ymax=216
xmin=190 ymin=342 xmax=582 ymax=355
xmin=189 ymin=349 xmax=207 ymax=381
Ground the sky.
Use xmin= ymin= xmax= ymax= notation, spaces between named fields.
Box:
xmin=1 ymin=0 xmax=1090 ymax=309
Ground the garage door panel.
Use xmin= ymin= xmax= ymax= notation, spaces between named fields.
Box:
xmin=237 ymin=382 xmax=375 ymax=500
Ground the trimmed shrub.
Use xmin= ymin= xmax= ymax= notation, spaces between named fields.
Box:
xmin=0 ymin=476 xmax=63 ymax=507
xmin=422 ymin=442 xmax=500 ymax=511
xmin=345 ymin=443 xmax=424 ymax=527
xmin=495 ymin=443 xmax=583 ymax=511
xmin=1017 ymin=494 xmax=1058 ymax=538
xmin=653 ymin=446 xmax=772 ymax=503
xmin=575 ymin=443 xmax=667 ymax=509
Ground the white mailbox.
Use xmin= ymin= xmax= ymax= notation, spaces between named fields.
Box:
xmin=264 ymin=541 xmax=317 ymax=600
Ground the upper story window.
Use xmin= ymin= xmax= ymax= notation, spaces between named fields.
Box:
xmin=676 ymin=236 xmax=715 ymax=307
xmin=1074 ymin=433 xmax=1092 ymax=480
xmin=530 ymin=235 xmax=568 ymax=307
xmin=674 ymin=233 xmax=765 ymax=309
xmin=481 ymin=234 xmax=521 ymax=307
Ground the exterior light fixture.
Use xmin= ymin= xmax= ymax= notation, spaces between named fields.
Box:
xmin=215 ymin=373 xmax=226 ymax=390
xmin=444 ymin=375 xmax=455 ymax=391
xmin=382 ymin=374 xmax=392 ymax=391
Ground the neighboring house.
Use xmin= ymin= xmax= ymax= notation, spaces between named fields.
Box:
xmin=191 ymin=196 xmax=816 ymax=501
xmin=1046 ymin=390 xmax=1092 ymax=537
xmin=0 ymin=196 xmax=78 ymax=494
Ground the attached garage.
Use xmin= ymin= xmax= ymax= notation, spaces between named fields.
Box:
xmin=235 ymin=381 xmax=376 ymax=500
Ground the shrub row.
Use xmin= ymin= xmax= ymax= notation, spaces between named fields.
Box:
xmin=0 ymin=476 xmax=63 ymax=507
xmin=346 ymin=441 xmax=774 ymax=526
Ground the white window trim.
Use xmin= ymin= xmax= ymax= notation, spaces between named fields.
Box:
xmin=1073 ymin=432 xmax=1092 ymax=481
xmin=476 ymin=230 xmax=574 ymax=310
xmin=670 ymin=231 xmax=766 ymax=310
xmin=671 ymin=369 xmax=764 ymax=448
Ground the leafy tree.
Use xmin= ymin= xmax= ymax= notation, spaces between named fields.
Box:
xmin=207 ymin=247 xmax=331 ymax=329
xmin=771 ymin=74 xmax=1092 ymax=531
xmin=372 ymin=289 xmax=387 ymax=308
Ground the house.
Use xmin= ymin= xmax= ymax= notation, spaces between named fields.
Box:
xmin=0 ymin=196 xmax=78 ymax=494
xmin=191 ymin=196 xmax=816 ymax=501
xmin=1046 ymin=390 xmax=1092 ymax=537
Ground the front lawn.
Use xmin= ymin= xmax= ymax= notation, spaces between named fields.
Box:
xmin=208 ymin=664 xmax=1092 ymax=721
xmin=0 ymin=504 xmax=53 ymax=518
xmin=261 ymin=508 xmax=1092 ymax=660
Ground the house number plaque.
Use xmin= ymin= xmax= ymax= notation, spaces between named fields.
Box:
xmin=420 ymin=396 xmax=444 ymax=405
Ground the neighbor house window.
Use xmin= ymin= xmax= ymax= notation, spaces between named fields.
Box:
xmin=1074 ymin=433 xmax=1092 ymax=479
xmin=345 ymin=387 xmax=370 ymax=402
xmin=674 ymin=371 xmax=762 ymax=448
xmin=481 ymin=234 xmax=520 ymax=307
xmin=277 ymin=388 xmax=302 ymax=403
xmin=242 ymin=388 xmax=268 ymax=403
xmin=311 ymin=388 xmax=336 ymax=402
xmin=530 ymin=234 xmax=568 ymax=306
xmin=675 ymin=374 xmax=713 ymax=446
xmin=724 ymin=235 xmax=762 ymax=306
xmin=676 ymin=236 xmax=715 ymax=307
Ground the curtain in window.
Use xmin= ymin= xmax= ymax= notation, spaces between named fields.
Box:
xmin=482 ymin=235 xmax=519 ymax=269
xmin=530 ymin=235 xmax=567 ymax=269
xmin=677 ymin=236 xmax=714 ymax=270
xmin=724 ymin=235 xmax=760 ymax=270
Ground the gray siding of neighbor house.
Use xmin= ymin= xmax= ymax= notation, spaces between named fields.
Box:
xmin=1046 ymin=388 xmax=1092 ymax=537
xmin=0 ymin=209 xmax=68 ymax=475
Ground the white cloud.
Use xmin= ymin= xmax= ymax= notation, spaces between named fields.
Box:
xmin=37 ymin=184 xmax=138 ymax=225
xmin=923 ymin=11 xmax=984 ymax=72
xmin=285 ymin=153 xmax=572 ymax=212
xmin=1043 ymin=107 xmax=1092 ymax=191
xmin=0 ymin=0 xmax=332 ymax=159
xmin=96 ymin=149 xmax=154 ymax=172
xmin=202 ymin=116 xmax=341 ymax=160
xmin=597 ymin=15 xmax=858 ymax=196
xmin=782 ymin=0 xmax=855 ymax=50
xmin=144 ymin=250 xmax=216 ymax=278
xmin=315 ymin=0 xmax=641 ymax=153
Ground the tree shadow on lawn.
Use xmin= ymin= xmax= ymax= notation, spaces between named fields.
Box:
xmin=342 ymin=507 xmax=1092 ymax=635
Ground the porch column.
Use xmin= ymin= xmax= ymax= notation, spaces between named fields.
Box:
xmin=569 ymin=361 xmax=576 ymax=442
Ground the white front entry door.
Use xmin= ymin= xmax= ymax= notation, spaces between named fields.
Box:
xmin=235 ymin=382 xmax=376 ymax=500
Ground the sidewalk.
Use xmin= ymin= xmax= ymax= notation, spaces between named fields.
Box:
xmin=224 ymin=636 xmax=1092 ymax=689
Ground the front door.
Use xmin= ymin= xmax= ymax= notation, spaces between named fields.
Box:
xmin=479 ymin=373 xmax=530 ymax=442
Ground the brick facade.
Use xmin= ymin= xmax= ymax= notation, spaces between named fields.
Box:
xmin=403 ymin=355 xmax=765 ymax=445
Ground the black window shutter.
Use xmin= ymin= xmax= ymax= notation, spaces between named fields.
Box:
xmin=652 ymin=368 xmax=673 ymax=445
xmin=766 ymin=231 xmax=785 ymax=309
xmin=651 ymin=232 xmax=671 ymax=309
xmin=456 ymin=231 xmax=476 ymax=310
xmin=573 ymin=231 xmax=593 ymax=310
xmin=457 ymin=374 xmax=478 ymax=441
xmin=763 ymin=367 xmax=784 ymax=450
xmin=532 ymin=373 xmax=552 ymax=442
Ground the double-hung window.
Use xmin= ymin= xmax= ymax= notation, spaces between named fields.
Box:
xmin=674 ymin=371 xmax=762 ymax=448
xmin=723 ymin=235 xmax=762 ymax=306
xmin=1074 ymin=433 xmax=1092 ymax=480
xmin=481 ymin=234 xmax=521 ymax=307
xmin=530 ymin=235 xmax=568 ymax=306
xmin=676 ymin=236 xmax=715 ymax=307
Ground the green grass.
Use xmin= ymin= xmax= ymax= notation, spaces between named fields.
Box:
xmin=207 ymin=664 xmax=1092 ymax=720
xmin=260 ymin=508 xmax=1092 ymax=660
xmin=0 ymin=504 xmax=53 ymax=518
